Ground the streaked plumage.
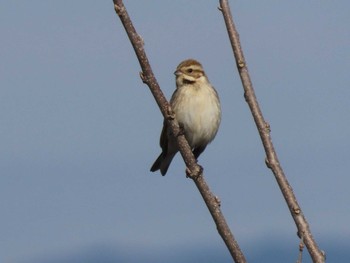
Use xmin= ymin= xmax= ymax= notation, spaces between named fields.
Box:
xmin=150 ymin=59 xmax=221 ymax=175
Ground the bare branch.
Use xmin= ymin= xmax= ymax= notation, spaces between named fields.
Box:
xmin=113 ymin=0 xmax=247 ymax=262
xmin=219 ymin=0 xmax=325 ymax=262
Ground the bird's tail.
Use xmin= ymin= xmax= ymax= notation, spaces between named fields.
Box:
xmin=150 ymin=153 xmax=176 ymax=176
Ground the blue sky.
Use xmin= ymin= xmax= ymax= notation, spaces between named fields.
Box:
xmin=1 ymin=1 xmax=349 ymax=262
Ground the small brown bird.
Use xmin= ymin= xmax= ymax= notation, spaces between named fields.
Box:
xmin=150 ymin=59 xmax=221 ymax=175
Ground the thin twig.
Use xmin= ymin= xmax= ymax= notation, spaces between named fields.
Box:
xmin=219 ymin=0 xmax=325 ymax=262
xmin=297 ymin=237 xmax=304 ymax=263
xmin=113 ymin=1 xmax=247 ymax=262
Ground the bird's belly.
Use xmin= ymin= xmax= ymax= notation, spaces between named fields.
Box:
xmin=175 ymin=96 xmax=220 ymax=148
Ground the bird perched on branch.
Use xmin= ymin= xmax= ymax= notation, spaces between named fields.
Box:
xmin=150 ymin=59 xmax=221 ymax=175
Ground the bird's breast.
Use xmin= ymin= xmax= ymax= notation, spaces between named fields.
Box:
xmin=172 ymin=84 xmax=221 ymax=148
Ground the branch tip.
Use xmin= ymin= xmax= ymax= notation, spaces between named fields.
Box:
xmin=217 ymin=5 xmax=223 ymax=12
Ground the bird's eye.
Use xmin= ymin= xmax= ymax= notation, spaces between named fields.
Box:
xmin=187 ymin=68 xmax=193 ymax=73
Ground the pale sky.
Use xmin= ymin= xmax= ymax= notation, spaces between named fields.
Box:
xmin=1 ymin=1 xmax=349 ymax=262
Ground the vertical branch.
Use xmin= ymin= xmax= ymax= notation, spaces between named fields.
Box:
xmin=219 ymin=0 xmax=325 ymax=262
xmin=113 ymin=1 xmax=247 ymax=262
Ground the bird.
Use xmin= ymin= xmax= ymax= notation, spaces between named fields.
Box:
xmin=150 ymin=59 xmax=221 ymax=175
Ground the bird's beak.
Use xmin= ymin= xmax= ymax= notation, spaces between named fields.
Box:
xmin=174 ymin=69 xmax=182 ymax=76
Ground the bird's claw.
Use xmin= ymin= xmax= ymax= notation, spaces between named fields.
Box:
xmin=185 ymin=165 xmax=203 ymax=180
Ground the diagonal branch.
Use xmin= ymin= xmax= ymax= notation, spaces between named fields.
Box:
xmin=113 ymin=1 xmax=247 ymax=262
xmin=219 ymin=0 xmax=325 ymax=262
